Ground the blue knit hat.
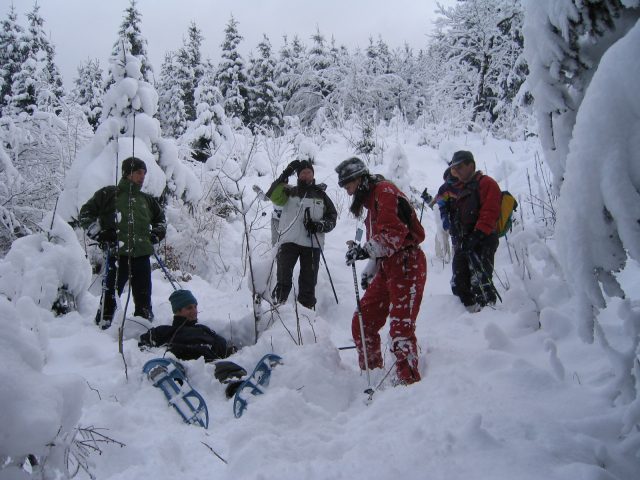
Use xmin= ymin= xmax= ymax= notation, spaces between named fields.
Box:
xmin=169 ymin=289 xmax=197 ymax=313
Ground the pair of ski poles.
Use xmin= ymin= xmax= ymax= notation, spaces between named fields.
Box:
xmin=304 ymin=208 xmax=339 ymax=305
xmin=467 ymin=250 xmax=502 ymax=305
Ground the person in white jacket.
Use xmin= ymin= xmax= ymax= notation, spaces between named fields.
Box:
xmin=267 ymin=159 xmax=337 ymax=309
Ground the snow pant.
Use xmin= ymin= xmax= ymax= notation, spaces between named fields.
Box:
xmin=351 ymin=246 xmax=427 ymax=385
xmin=451 ymin=234 xmax=498 ymax=307
xmin=272 ymin=242 xmax=320 ymax=309
xmin=100 ymin=254 xmax=153 ymax=321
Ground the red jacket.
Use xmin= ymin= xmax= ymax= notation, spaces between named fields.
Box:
xmin=451 ymin=172 xmax=502 ymax=236
xmin=363 ymin=180 xmax=425 ymax=257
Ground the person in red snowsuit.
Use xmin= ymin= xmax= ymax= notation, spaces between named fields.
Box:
xmin=336 ymin=157 xmax=427 ymax=385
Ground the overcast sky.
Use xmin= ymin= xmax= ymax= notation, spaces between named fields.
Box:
xmin=1 ymin=0 xmax=453 ymax=88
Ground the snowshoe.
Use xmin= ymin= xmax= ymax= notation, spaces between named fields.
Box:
xmin=233 ymin=353 xmax=283 ymax=418
xmin=142 ymin=358 xmax=209 ymax=428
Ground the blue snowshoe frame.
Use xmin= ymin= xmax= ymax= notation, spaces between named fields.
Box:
xmin=233 ymin=354 xmax=283 ymax=418
xmin=143 ymin=358 xmax=209 ymax=429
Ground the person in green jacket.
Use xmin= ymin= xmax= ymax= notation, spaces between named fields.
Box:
xmin=79 ymin=157 xmax=166 ymax=328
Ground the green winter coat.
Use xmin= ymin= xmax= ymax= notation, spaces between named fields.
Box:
xmin=79 ymin=178 xmax=166 ymax=257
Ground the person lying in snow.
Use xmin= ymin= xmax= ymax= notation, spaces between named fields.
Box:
xmin=138 ymin=289 xmax=236 ymax=362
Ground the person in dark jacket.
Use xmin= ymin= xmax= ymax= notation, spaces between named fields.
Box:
xmin=79 ymin=157 xmax=166 ymax=328
xmin=336 ymin=157 xmax=427 ymax=386
xmin=138 ymin=289 xmax=234 ymax=362
xmin=267 ymin=159 xmax=337 ymax=309
xmin=448 ymin=151 xmax=502 ymax=312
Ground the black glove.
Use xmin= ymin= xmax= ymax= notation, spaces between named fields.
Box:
xmin=421 ymin=188 xmax=433 ymax=204
xmin=345 ymin=244 xmax=369 ymax=266
xmin=96 ymin=229 xmax=117 ymax=244
xmin=462 ymin=230 xmax=485 ymax=253
xmin=304 ymin=216 xmax=323 ymax=234
xmin=150 ymin=233 xmax=160 ymax=244
xmin=282 ymin=160 xmax=301 ymax=178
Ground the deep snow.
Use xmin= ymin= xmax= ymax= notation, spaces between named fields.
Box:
xmin=2 ymin=129 xmax=638 ymax=479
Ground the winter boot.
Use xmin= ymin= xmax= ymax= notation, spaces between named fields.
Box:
xmin=394 ymin=359 xmax=421 ymax=386
xmin=94 ymin=310 xmax=112 ymax=330
xmin=134 ymin=307 xmax=154 ymax=322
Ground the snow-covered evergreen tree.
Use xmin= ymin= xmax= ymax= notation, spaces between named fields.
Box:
xmin=58 ymin=41 xmax=201 ymax=222
xmin=246 ymin=34 xmax=283 ymax=131
xmin=184 ymin=64 xmax=232 ymax=163
xmin=7 ymin=3 xmax=65 ymax=115
xmin=0 ymin=5 xmax=24 ymax=116
xmin=286 ymin=27 xmax=336 ymax=125
xmin=275 ymin=35 xmax=305 ymax=114
xmin=157 ymin=51 xmax=187 ymax=137
xmin=366 ymin=35 xmax=393 ymax=76
xmin=177 ymin=22 xmax=204 ymax=122
xmin=216 ymin=15 xmax=248 ymax=123
xmin=72 ymin=58 xmax=104 ymax=131
xmin=306 ymin=27 xmax=334 ymax=98
xmin=106 ymin=0 xmax=153 ymax=86
xmin=391 ymin=43 xmax=425 ymax=123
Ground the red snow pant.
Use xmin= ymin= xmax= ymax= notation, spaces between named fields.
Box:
xmin=351 ymin=246 xmax=427 ymax=384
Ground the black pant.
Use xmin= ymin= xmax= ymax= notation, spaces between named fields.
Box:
xmin=100 ymin=253 xmax=152 ymax=319
xmin=451 ymin=234 xmax=499 ymax=307
xmin=272 ymin=242 xmax=320 ymax=309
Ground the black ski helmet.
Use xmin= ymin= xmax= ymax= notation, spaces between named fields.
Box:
xmin=335 ymin=157 xmax=369 ymax=187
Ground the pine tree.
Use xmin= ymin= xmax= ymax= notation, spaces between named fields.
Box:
xmin=216 ymin=15 xmax=248 ymax=123
xmin=186 ymin=65 xmax=231 ymax=162
xmin=107 ymin=0 xmax=153 ymax=86
xmin=275 ymin=35 xmax=305 ymax=113
xmin=392 ymin=43 xmax=424 ymax=122
xmin=246 ymin=34 xmax=283 ymax=131
xmin=59 ymin=41 xmax=202 ymax=223
xmin=157 ymin=51 xmax=187 ymax=137
xmin=0 ymin=5 xmax=25 ymax=116
xmin=286 ymin=27 xmax=336 ymax=125
xmin=7 ymin=3 xmax=64 ymax=115
xmin=72 ymin=59 xmax=104 ymax=131
xmin=177 ymin=22 xmax=204 ymax=122
xmin=306 ymin=27 xmax=334 ymax=98
xmin=366 ymin=36 xmax=393 ymax=75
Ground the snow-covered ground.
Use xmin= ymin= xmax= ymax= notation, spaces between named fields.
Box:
xmin=2 ymin=132 xmax=639 ymax=479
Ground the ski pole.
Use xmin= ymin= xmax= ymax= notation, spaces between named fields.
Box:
xmin=153 ymin=249 xmax=181 ymax=291
xmin=98 ymin=246 xmax=112 ymax=328
xmin=468 ymin=251 xmax=502 ymax=303
xmin=419 ymin=188 xmax=432 ymax=223
xmin=348 ymin=241 xmax=373 ymax=396
xmin=305 ymin=207 xmax=339 ymax=304
xmin=313 ymin=231 xmax=339 ymax=304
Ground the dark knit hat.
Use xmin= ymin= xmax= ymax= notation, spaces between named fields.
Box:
xmin=449 ymin=150 xmax=474 ymax=167
xmin=335 ymin=157 xmax=369 ymax=187
xmin=296 ymin=160 xmax=314 ymax=176
xmin=169 ymin=289 xmax=197 ymax=313
xmin=122 ymin=157 xmax=147 ymax=177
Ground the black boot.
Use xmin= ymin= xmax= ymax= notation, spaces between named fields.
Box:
xmin=95 ymin=310 xmax=112 ymax=330
xmin=134 ymin=307 xmax=154 ymax=322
